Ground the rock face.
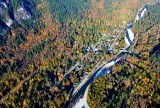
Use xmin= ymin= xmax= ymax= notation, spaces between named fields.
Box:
xmin=0 ymin=2 xmax=6 ymax=16
xmin=6 ymin=17 xmax=14 ymax=27
xmin=0 ymin=2 xmax=32 ymax=35
xmin=15 ymin=7 xmax=31 ymax=21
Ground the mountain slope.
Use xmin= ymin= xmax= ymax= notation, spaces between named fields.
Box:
xmin=88 ymin=3 xmax=160 ymax=107
xmin=0 ymin=0 xmax=159 ymax=107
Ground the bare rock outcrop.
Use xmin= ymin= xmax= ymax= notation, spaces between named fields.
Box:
xmin=0 ymin=2 xmax=7 ymax=16
xmin=15 ymin=7 xmax=31 ymax=21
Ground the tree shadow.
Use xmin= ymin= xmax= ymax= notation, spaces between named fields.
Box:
xmin=150 ymin=43 xmax=160 ymax=56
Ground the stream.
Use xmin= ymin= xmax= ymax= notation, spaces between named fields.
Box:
xmin=68 ymin=4 xmax=148 ymax=108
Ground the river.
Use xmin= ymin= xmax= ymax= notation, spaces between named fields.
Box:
xmin=67 ymin=4 xmax=148 ymax=108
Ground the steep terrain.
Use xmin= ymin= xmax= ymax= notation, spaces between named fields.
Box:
xmin=0 ymin=0 xmax=159 ymax=107
xmin=88 ymin=3 xmax=160 ymax=107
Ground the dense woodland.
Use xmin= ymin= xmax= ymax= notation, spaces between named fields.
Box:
xmin=88 ymin=3 xmax=160 ymax=108
xmin=0 ymin=0 xmax=159 ymax=107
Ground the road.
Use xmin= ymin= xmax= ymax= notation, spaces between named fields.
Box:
xmin=67 ymin=4 xmax=148 ymax=106
xmin=67 ymin=48 xmax=129 ymax=108
xmin=0 ymin=70 xmax=39 ymax=104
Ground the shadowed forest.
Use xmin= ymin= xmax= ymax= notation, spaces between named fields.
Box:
xmin=0 ymin=0 xmax=159 ymax=107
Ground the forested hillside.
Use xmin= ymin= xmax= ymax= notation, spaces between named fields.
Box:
xmin=88 ymin=3 xmax=160 ymax=107
xmin=0 ymin=0 xmax=159 ymax=107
